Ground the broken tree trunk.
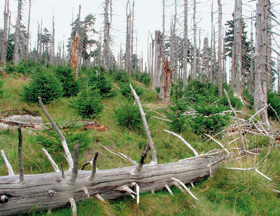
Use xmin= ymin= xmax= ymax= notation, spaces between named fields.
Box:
xmin=0 ymin=155 xmax=221 ymax=215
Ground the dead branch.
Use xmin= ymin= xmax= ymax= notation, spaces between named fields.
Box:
xmin=204 ymin=133 xmax=230 ymax=154
xmin=42 ymin=148 xmax=60 ymax=172
xmin=38 ymin=97 xmax=73 ymax=170
xmin=164 ymin=129 xmax=199 ymax=156
xmin=0 ymin=150 xmax=14 ymax=176
xmin=130 ymin=83 xmax=157 ymax=164
xmin=18 ymin=127 xmax=24 ymax=183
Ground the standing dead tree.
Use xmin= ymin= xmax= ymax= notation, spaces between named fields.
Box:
xmin=254 ymin=0 xmax=270 ymax=125
xmin=192 ymin=0 xmax=197 ymax=80
xmin=217 ymin=0 xmax=223 ymax=97
xmin=13 ymin=0 xmax=22 ymax=66
xmin=161 ymin=59 xmax=173 ymax=103
xmin=103 ymin=0 xmax=111 ymax=71
xmin=125 ymin=1 xmax=131 ymax=73
xmin=1 ymin=0 xmax=9 ymax=65
xmin=231 ymin=0 xmax=243 ymax=99
xmin=183 ymin=0 xmax=189 ymax=86
xmin=152 ymin=31 xmax=162 ymax=91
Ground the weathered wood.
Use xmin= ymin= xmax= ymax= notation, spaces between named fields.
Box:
xmin=0 ymin=155 xmax=221 ymax=215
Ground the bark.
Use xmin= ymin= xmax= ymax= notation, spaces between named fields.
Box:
xmin=13 ymin=0 xmax=22 ymax=66
xmin=254 ymin=0 xmax=269 ymax=125
xmin=72 ymin=33 xmax=79 ymax=80
xmin=103 ymin=0 xmax=110 ymax=71
xmin=125 ymin=1 xmax=131 ymax=73
xmin=1 ymin=0 xmax=9 ymax=65
xmin=152 ymin=31 xmax=162 ymax=91
xmin=25 ymin=0 xmax=31 ymax=61
xmin=161 ymin=59 xmax=173 ymax=103
xmin=201 ymin=37 xmax=209 ymax=81
xmin=231 ymin=0 xmax=242 ymax=99
xmin=192 ymin=0 xmax=197 ymax=80
xmin=217 ymin=0 xmax=223 ymax=97
xmin=131 ymin=0 xmax=135 ymax=71
xmin=183 ymin=0 xmax=188 ymax=86
xmin=249 ymin=15 xmax=254 ymax=96
xmin=50 ymin=12 xmax=55 ymax=65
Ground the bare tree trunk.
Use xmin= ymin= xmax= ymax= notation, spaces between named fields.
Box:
xmin=231 ymin=0 xmax=242 ymax=99
xmin=249 ymin=15 xmax=254 ymax=96
xmin=103 ymin=0 xmax=110 ymax=71
xmin=266 ymin=2 xmax=272 ymax=90
xmin=192 ymin=0 xmax=197 ymax=80
xmin=125 ymin=1 xmax=131 ymax=73
xmin=76 ymin=5 xmax=81 ymax=78
xmin=202 ymin=37 xmax=209 ymax=81
xmin=254 ymin=0 xmax=269 ymax=125
xmin=13 ymin=0 xmax=22 ymax=66
xmin=1 ymin=0 xmax=9 ymax=65
xmin=130 ymin=0 xmax=135 ymax=72
xmin=210 ymin=0 xmax=214 ymax=83
xmin=152 ymin=31 xmax=162 ymax=91
xmin=217 ymin=0 xmax=223 ymax=97
xmin=183 ymin=0 xmax=188 ymax=86
xmin=161 ymin=59 xmax=173 ymax=103
xmin=277 ymin=55 xmax=280 ymax=94
xmin=25 ymin=0 xmax=31 ymax=62
xmin=213 ymin=27 xmax=216 ymax=84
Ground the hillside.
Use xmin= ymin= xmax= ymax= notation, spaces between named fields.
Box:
xmin=0 ymin=66 xmax=280 ymax=216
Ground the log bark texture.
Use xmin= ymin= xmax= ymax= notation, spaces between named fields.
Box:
xmin=0 ymin=156 xmax=220 ymax=215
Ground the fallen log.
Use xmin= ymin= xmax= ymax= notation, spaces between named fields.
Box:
xmin=0 ymin=155 xmax=221 ymax=215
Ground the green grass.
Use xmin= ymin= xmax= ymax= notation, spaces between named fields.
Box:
xmin=0 ymin=72 xmax=280 ymax=215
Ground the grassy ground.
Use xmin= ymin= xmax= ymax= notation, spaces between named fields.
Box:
xmin=0 ymin=73 xmax=280 ymax=216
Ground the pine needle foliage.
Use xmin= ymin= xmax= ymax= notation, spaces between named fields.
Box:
xmin=22 ymin=67 xmax=63 ymax=104
xmin=69 ymin=85 xmax=103 ymax=119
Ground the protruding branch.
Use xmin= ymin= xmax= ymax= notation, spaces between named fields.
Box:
xmin=90 ymin=152 xmax=98 ymax=179
xmin=223 ymin=89 xmax=244 ymax=151
xmin=38 ymin=97 xmax=73 ymax=170
xmin=69 ymin=197 xmax=77 ymax=216
xmin=61 ymin=163 xmax=65 ymax=179
xmin=96 ymin=194 xmax=106 ymax=204
xmin=42 ymin=148 xmax=60 ymax=172
xmin=171 ymin=177 xmax=199 ymax=201
xmin=249 ymin=104 xmax=270 ymax=123
xmin=117 ymin=185 xmax=136 ymax=199
xmin=132 ymin=144 xmax=149 ymax=174
xmin=173 ymin=181 xmax=184 ymax=192
xmin=83 ymin=187 xmax=90 ymax=198
xmin=130 ymin=83 xmax=157 ymax=164
xmin=70 ymin=142 xmax=79 ymax=184
xmin=204 ymin=133 xmax=230 ymax=154
xmin=1 ymin=150 xmax=14 ymax=176
xmin=0 ymin=195 xmax=8 ymax=203
xmin=18 ymin=127 xmax=24 ymax=183
xmin=131 ymin=182 xmax=140 ymax=205
xmin=164 ymin=184 xmax=173 ymax=195
xmin=164 ymin=129 xmax=199 ymax=156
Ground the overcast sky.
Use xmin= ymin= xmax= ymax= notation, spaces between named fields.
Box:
xmin=1 ymin=0 xmax=279 ymax=66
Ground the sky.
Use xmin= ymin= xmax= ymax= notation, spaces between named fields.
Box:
xmin=1 ymin=0 xmax=279 ymax=69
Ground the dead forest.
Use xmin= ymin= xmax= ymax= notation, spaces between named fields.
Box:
xmin=0 ymin=0 xmax=280 ymax=215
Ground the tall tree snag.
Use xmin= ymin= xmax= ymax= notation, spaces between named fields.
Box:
xmin=152 ymin=31 xmax=162 ymax=91
xmin=254 ymin=0 xmax=270 ymax=125
xmin=13 ymin=0 xmax=22 ymax=66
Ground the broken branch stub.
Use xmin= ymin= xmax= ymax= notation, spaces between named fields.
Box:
xmin=38 ymin=97 xmax=73 ymax=170
xmin=18 ymin=127 xmax=24 ymax=183
xmin=130 ymin=83 xmax=157 ymax=164
xmin=90 ymin=152 xmax=99 ymax=179
xmin=132 ymin=144 xmax=149 ymax=175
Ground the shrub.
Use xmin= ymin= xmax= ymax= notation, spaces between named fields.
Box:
xmin=114 ymin=101 xmax=151 ymax=133
xmin=114 ymin=71 xmax=130 ymax=84
xmin=22 ymin=68 xmax=63 ymax=104
xmin=139 ymin=72 xmax=151 ymax=86
xmin=70 ymin=85 xmax=103 ymax=119
xmin=155 ymin=87 xmax=160 ymax=93
xmin=119 ymin=82 xmax=144 ymax=100
xmin=190 ymin=103 xmax=231 ymax=135
xmin=53 ymin=66 xmax=79 ymax=98
xmin=267 ymin=91 xmax=280 ymax=120
xmin=95 ymin=73 xmax=114 ymax=98
xmin=164 ymin=98 xmax=189 ymax=133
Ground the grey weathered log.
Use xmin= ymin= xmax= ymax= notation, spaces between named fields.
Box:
xmin=0 ymin=156 xmax=221 ymax=215
xmin=18 ymin=127 xmax=24 ymax=183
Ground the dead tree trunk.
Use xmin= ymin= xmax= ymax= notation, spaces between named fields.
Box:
xmin=103 ymin=0 xmax=110 ymax=71
xmin=25 ymin=0 xmax=31 ymax=61
xmin=125 ymin=1 xmax=131 ymax=73
xmin=183 ymin=0 xmax=188 ymax=86
xmin=192 ymin=0 xmax=197 ymax=80
xmin=152 ymin=31 xmax=162 ymax=91
xmin=254 ymin=0 xmax=269 ymax=125
xmin=217 ymin=0 xmax=223 ymax=97
xmin=13 ymin=0 xmax=22 ymax=66
xmin=231 ymin=0 xmax=243 ymax=99
xmin=72 ymin=33 xmax=79 ymax=80
xmin=249 ymin=15 xmax=254 ymax=96
xmin=1 ymin=0 xmax=9 ymax=65
xmin=277 ymin=55 xmax=280 ymax=94
xmin=201 ymin=37 xmax=209 ymax=81
xmin=161 ymin=59 xmax=173 ymax=103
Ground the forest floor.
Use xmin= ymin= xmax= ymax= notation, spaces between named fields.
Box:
xmin=0 ymin=72 xmax=280 ymax=216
